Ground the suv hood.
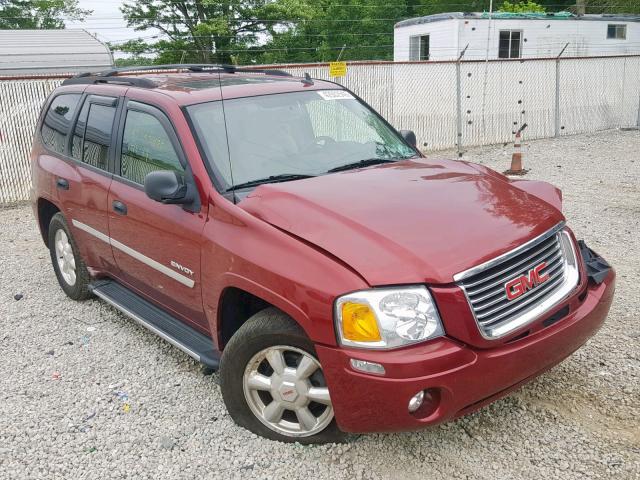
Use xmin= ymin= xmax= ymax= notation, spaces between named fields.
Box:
xmin=240 ymin=159 xmax=564 ymax=286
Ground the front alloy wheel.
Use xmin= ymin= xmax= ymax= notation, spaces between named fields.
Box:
xmin=220 ymin=308 xmax=346 ymax=443
xmin=243 ymin=346 xmax=333 ymax=437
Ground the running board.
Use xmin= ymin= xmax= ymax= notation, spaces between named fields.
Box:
xmin=90 ymin=280 xmax=220 ymax=369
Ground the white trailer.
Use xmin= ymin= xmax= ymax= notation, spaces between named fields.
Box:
xmin=394 ymin=12 xmax=640 ymax=61
xmin=0 ymin=29 xmax=114 ymax=76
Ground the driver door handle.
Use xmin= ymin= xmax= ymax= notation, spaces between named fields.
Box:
xmin=112 ymin=200 xmax=127 ymax=215
xmin=56 ymin=178 xmax=69 ymax=190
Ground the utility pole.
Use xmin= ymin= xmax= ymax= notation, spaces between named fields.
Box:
xmin=576 ymin=0 xmax=586 ymax=16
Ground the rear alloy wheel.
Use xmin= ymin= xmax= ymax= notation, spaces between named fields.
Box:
xmin=243 ymin=345 xmax=333 ymax=437
xmin=54 ymin=229 xmax=76 ymax=286
xmin=220 ymin=308 xmax=346 ymax=443
xmin=48 ymin=213 xmax=92 ymax=301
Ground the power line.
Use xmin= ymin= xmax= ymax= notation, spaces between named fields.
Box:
xmin=39 ymin=0 xmax=640 ymax=7
xmin=5 ymin=6 xmax=640 ymax=22
xmin=3 ymin=45 xmax=638 ymax=63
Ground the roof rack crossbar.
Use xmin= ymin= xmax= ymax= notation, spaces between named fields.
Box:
xmin=222 ymin=66 xmax=292 ymax=77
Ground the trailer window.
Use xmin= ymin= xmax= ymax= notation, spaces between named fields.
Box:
xmin=498 ymin=30 xmax=522 ymax=59
xmin=607 ymin=24 xmax=626 ymax=40
xmin=409 ymin=35 xmax=429 ymax=61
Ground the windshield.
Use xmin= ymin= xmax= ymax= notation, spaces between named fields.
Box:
xmin=187 ymin=90 xmax=417 ymax=189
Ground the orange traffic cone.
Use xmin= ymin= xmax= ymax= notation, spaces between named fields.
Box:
xmin=504 ymin=124 xmax=529 ymax=175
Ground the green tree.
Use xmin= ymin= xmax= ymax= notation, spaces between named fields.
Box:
xmin=117 ymin=1 xmax=486 ymax=64
xmin=256 ymin=0 xmax=462 ymax=64
xmin=536 ymin=0 xmax=639 ymax=14
xmin=116 ymin=0 xmax=640 ymax=65
xmin=498 ymin=1 xmax=546 ymax=13
xmin=119 ymin=0 xmax=315 ymax=64
xmin=586 ymin=0 xmax=640 ymax=14
xmin=0 ymin=0 xmax=90 ymax=29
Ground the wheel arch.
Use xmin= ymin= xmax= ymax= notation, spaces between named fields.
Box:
xmin=216 ymin=274 xmax=315 ymax=351
xmin=36 ymin=197 xmax=61 ymax=247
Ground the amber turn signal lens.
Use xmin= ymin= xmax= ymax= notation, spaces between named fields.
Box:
xmin=341 ymin=302 xmax=381 ymax=342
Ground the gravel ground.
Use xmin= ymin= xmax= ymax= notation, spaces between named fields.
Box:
xmin=1 ymin=129 xmax=638 ymax=479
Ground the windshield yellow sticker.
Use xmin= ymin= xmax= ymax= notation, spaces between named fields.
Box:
xmin=317 ymin=90 xmax=354 ymax=101
xmin=329 ymin=61 xmax=347 ymax=78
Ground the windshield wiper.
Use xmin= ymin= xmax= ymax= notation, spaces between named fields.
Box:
xmin=226 ymin=174 xmax=316 ymax=192
xmin=327 ymin=158 xmax=397 ymax=173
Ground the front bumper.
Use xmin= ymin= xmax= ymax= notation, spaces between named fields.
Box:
xmin=316 ymin=268 xmax=615 ymax=434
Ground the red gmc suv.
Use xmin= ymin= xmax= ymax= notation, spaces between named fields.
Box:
xmin=30 ymin=65 xmax=615 ymax=443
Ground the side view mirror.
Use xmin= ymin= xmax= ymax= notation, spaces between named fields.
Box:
xmin=144 ymin=170 xmax=194 ymax=205
xmin=399 ymin=129 xmax=417 ymax=148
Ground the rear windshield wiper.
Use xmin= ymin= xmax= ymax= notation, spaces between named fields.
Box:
xmin=327 ymin=158 xmax=397 ymax=173
xmin=226 ymin=174 xmax=316 ymax=192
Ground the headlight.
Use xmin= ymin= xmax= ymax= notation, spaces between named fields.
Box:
xmin=334 ymin=286 xmax=444 ymax=349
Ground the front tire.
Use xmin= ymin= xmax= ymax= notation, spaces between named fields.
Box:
xmin=48 ymin=213 xmax=92 ymax=301
xmin=220 ymin=308 xmax=345 ymax=444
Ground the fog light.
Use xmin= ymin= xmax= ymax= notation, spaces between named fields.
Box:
xmin=349 ymin=358 xmax=385 ymax=375
xmin=408 ymin=391 xmax=424 ymax=413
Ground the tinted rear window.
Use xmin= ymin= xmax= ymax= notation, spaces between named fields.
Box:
xmin=82 ymin=104 xmax=116 ymax=170
xmin=41 ymin=94 xmax=81 ymax=154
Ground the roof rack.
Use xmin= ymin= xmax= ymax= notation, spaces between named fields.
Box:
xmin=61 ymin=75 xmax=158 ymax=88
xmin=97 ymin=64 xmax=291 ymax=77
xmin=61 ymin=64 xmax=292 ymax=88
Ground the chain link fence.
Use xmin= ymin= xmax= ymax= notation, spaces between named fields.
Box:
xmin=277 ymin=55 xmax=640 ymax=151
xmin=0 ymin=77 xmax=64 ymax=204
xmin=1 ymin=56 xmax=639 ymax=205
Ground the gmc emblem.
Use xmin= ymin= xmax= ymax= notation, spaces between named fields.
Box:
xmin=505 ymin=262 xmax=550 ymax=300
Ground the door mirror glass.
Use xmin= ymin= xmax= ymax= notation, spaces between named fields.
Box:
xmin=399 ymin=130 xmax=417 ymax=148
xmin=144 ymin=170 xmax=192 ymax=205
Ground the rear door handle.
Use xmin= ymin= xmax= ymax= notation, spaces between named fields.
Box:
xmin=56 ymin=178 xmax=69 ymax=190
xmin=112 ymin=200 xmax=127 ymax=215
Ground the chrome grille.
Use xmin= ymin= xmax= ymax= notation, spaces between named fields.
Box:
xmin=455 ymin=224 xmax=580 ymax=339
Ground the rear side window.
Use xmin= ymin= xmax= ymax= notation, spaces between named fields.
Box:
xmin=120 ymin=109 xmax=183 ymax=184
xmin=71 ymin=100 xmax=89 ymax=161
xmin=41 ymin=94 xmax=81 ymax=154
xmin=82 ymin=103 xmax=116 ymax=170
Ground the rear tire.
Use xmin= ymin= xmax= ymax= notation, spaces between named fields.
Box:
xmin=48 ymin=213 xmax=92 ymax=301
xmin=220 ymin=308 xmax=346 ymax=444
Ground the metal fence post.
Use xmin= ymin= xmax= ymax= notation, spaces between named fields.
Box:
xmin=554 ymin=43 xmax=569 ymax=137
xmin=637 ymin=89 xmax=640 ymax=128
xmin=456 ymin=45 xmax=469 ymax=156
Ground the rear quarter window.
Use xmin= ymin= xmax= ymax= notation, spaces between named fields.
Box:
xmin=82 ymin=103 xmax=117 ymax=170
xmin=40 ymin=93 xmax=81 ymax=154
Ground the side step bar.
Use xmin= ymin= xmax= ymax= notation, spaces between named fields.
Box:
xmin=90 ymin=280 xmax=220 ymax=369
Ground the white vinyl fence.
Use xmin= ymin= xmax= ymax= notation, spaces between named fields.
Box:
xmin=1 ymin=56 xmax=639 ymax=205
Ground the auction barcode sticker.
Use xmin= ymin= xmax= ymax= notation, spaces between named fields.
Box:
xmin=317 ymin=90 xmax=354 ymax=101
